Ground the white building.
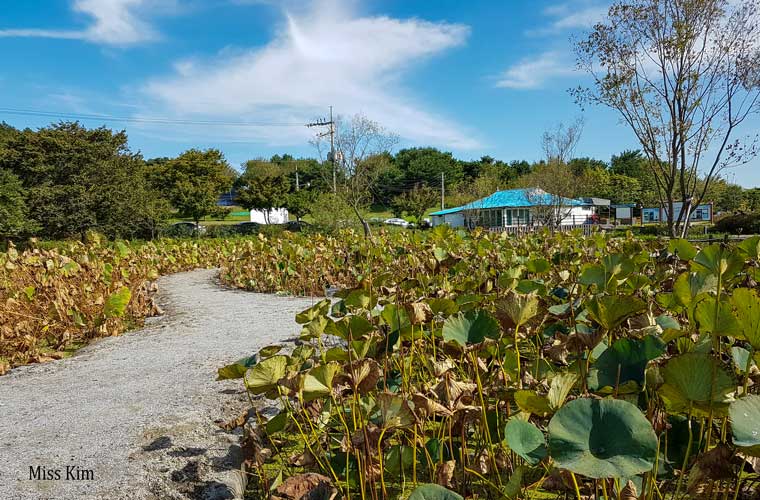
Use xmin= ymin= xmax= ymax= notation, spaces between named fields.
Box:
xmin=250 ymin=208 xmax=289 ymax=224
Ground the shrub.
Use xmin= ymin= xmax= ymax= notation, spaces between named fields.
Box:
xmin=714 ymin=212 xmax=760 ymax=235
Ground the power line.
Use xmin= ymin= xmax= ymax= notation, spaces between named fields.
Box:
xmin=0 ymin=107 xmax=306 ymax=127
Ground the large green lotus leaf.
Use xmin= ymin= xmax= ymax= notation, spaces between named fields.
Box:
xmin=692 ymin=244 xmax=744 ymax=280
xmin=588 ymin=336 xmax=665 ymax=392
xmin=295 ymin=299 xmax=331 ymax=324
xmin=380 ymin=303 xmax=412 ymax=334
xmin=659 ymin=353 xmax=735 ymax=416
xmin=442 ymin=309 xmax=500 ymax=346
xmin=602 ymin=254 xmax=634 ymax=279
xmin=344 ymin=288 xmax=376 ymax=310
xmin=672 ymin=272 xmax=717 ymax=309
xmin=729 ymin=395 xmax=760 ymax=456
xmin=515 ymin=390 xmax=552 ymax=417
xmin=326 ymin=315 xmax=375 ymax=340
xmin=504 ymin=418 xmax=547 ymax=465
xmin=408 ymin=484 xmax=463 ymax=500
xmin=730 ymin=288 xmax=760 ymax=349
xmin=495 ymin=292 xmax=540 ymax=328
xmin=302 ymin=362 xmax=341 ymax=402
xmin=579 ymin=263 xmax=607 ymax=289
xmin=547 ymin=398 xmax=657 ymax=479
xmin=526 ymin=258 xmax=551 ymax=274
xmin=694 ymin=297 xmax=739 ymax=337
xmin=738 ymin=235 xmax=760 ymax=260
xmin=668 ymin=239 xmax=697 ymax=261
xmin=585 ymin=295 xmax=646 ymax=331
xmin=244 ymin=355 xmax=288 ymax=395
xmin=104 ymin=286 xmax=131 ymax=318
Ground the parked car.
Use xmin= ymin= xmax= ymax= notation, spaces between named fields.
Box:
xmin=384 ymin=218 xmax=410 ymax=228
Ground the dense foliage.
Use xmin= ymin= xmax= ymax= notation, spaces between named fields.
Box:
xmin=0 ymin=122 xmax=168 ymax=240
xmin=4 ymin=229 xmax=760 ymax=498
xmin=215 ymin=228 xmax=760 ymax=499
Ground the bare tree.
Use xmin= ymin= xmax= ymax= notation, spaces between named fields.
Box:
xmin=574 ymin=0 xmax=760 ymax=237
xmin=312 ymin=113 xmax=398 ymax=237
xmin=520 ymin=121 xmax=588 ymax=229
xmin=541 ymin=118 xmax=585 ymax=164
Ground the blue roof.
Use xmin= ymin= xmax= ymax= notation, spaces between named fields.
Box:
xmin=430 ymin=188 xmax=582 ymax=216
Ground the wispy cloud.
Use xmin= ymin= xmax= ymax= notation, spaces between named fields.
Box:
xmin=526 ymin=1 xmax=609 ymax=36
xmin=139 ymin=0 xmax=480 ymax=149
xmin=495 ymin=51 xmax=576 ymax=90
xmin=0 ymin=0 xmax=171 ymax=45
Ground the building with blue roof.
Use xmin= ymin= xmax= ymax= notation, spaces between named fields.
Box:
xmin=430 ymin=188 xmax=600 ymax=229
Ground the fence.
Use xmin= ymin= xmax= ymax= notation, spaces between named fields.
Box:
xmin=489 ymin=223 xmax=598 ymax=237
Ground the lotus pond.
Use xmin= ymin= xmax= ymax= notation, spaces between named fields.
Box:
xmin=3 ymin=227 xmax=760 ymax=499
xmin=216 ymin=228 xmax=760 ymax=499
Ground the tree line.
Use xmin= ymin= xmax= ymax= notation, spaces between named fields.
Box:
xmin=1 ymin=118 xmax=758 ymax=241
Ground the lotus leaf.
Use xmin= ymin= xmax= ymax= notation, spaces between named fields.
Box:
xmin=442 ymin=309 xmax=500 ymax=346
xmin=514 ymin=390 xmax=552 ymax=417
xmin=408 ymin=484 xmax=463 ymax=500
xmin=585 ymin=295 xmax=646 ymax=331
xmin=547 ymin=398 xmax=658 ymax=478
xmin=692 ymin=244 xmax=743 ymax=280
xmin=659 ymin=353 xmax=735 ymax=416
xmin=217 ymin=355 xmax=257 ymax=380
xmin=504 ymin=418 xmax=547 ymax=465
xmin=588 ymin=336 xmax=665 ymax=392
xmin=495 ymin=292 xmax=539 ymax=329
xmin=302 ymin=362 xmax=341 ymax=402
xmin=244 ymin=355 xmax=288 ymax=395
xmin=104 ymin=286 xmax=131 ymax=318
xmin=729 ymin=395 xmax=760 ymax=455
xmin=730 ymin=288 xmax=760 ymax=349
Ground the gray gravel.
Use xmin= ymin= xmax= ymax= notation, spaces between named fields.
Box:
xmin=0 ymin=269 xmax=316 ymax=500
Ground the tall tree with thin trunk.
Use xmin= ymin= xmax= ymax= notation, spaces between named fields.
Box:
xmin=521 ymin=120 xmax=588 ymax=229
xmin=574 ymin=0 xmax=760 ymax=237
xmin=312 ymin=113 xmax=398 ymax=238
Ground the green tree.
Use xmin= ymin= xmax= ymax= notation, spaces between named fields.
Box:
xmin=285 ymin=189 xmax=316 ymax=222
xmin=1 ymin=122 xmax=168 ymax=240
xmin=395 ymin=147 xmax=463 ymax=190
xmin=610 ymin=150 xmax=659 ymax=206
xmin=391 ymin=184 xmax=439 ymax=223
xmin=152 ymin=149 xmax=234 ymax=226
xmin=235 ymin=168 xmax=291 ymax=224
xmin=744 ymin=188 xmax=760 ymax=212
xmin=0 ymin=169 xmax=37 ymax=239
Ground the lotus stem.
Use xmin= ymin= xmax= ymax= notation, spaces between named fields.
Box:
xmin=674 ymin=402 xmax=694 ymax=500
xmin=570 ymin=471 xmax=583 ymax=500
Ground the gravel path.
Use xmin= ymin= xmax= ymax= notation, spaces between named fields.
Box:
xmin=0 ymin=270 xmax=316 ymax=500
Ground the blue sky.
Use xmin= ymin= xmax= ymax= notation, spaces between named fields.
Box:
xmin=1 ymin=0 xmax=758 ymax=187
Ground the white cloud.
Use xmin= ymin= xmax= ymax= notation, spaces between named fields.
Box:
xmin=495 ymin=51 xmax=576 ymax=90
xmin=139 ymin=0 xmax=480 ymax=149
xmin=0 ymin=0 xmax=168 ymax=45
xmin=528 ymin=1 xmax=609 ymax=36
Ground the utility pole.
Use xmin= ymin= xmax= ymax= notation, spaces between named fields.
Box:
xmin=306 ymin=106 xmax=336 ymax=193
xmin=330 ymin=106 xmax=336 ymax=194
xmin=441 ymin=172 xmax=445 ymax=210
xmin=295 ymin=164 xmax=300 ymax=191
